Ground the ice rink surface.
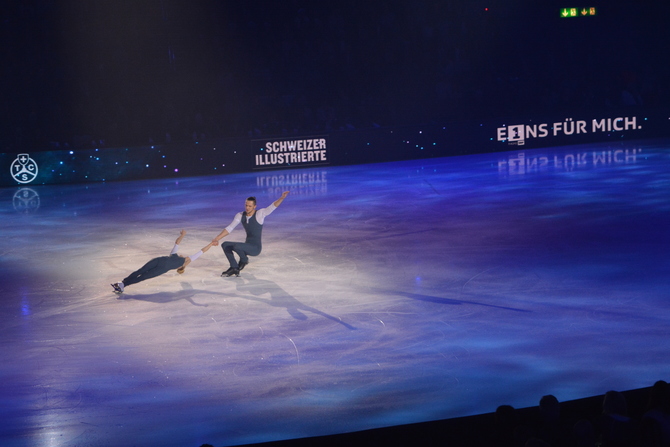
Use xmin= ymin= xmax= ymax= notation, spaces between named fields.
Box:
xmin=1 ymin=140 xmax=669 ymax=446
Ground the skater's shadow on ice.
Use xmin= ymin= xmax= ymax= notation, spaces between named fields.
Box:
xmin=374 ymin=288 xmax=531 ymax=313
xmin=118 ymin=282 xmax=228 ymax=306
xmin=233 ymin=273 xmax=356 ymax=330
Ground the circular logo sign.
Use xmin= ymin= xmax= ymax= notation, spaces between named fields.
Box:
xmin=11 ymin=153 xmax=39 ymax=184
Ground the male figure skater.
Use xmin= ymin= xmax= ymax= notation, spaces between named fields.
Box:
xmin=212 ymin=191 xmax=289 ymax=277
xmin=111 ymin=229 xmax=215 ymax=293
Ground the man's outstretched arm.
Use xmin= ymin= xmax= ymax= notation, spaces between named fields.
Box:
xmin=273 ymin=191 xmax=290 ymax=208
xmin=212 ymin=229 xmax=229 ymax=245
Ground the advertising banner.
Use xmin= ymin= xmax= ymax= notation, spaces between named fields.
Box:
xmin=252 ymin=136 xmax=329 ymax=170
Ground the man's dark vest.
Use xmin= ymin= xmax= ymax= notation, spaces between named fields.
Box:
xmin=242 ymin=212 xmax=263 ymax=249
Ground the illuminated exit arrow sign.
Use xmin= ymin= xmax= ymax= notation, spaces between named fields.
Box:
xmin=560 ymin=7 xmax=597 ymax=17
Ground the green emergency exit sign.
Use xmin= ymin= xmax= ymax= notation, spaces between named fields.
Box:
xmin=560 ymin=7 xmax=597 ymax=18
